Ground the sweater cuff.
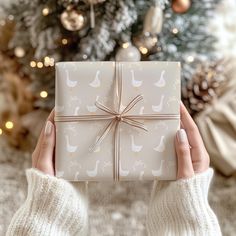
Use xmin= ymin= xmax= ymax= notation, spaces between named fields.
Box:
xmin=7 ymin=168 xmax=88 ymax=236
xmin=147 ymin=168 xmax=221 ymax=236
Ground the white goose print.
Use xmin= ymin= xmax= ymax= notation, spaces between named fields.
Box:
xmin=131 ymin=135 xmax=143 ymax=152
xmin=74 ymin=106 xmax=80 ymax=115
xmin=66 ymin=70 xmax=78 ymax=88
xmin=152 ymin=95 xmax=164 ymax=112
xmin=139 ymin=171 xmax=145 ymax=181
xmin=154 ymin=70 xmax=166 ymax=87
xmin=153 ymin=136 xmax=165 ymax=152
xmin=120 ymin=162 xmax=129 ymax=176
xmin=89 ymin=70 xmax=101 ymax=88
xmin=65 ymin=135 xmax=78 ymax=153
xmin=86 ymin=96 xmax=99 ymax=112
xmin=86 ymin=160 xmax=100 ymax=177
xmin=131 ymin=69 xmax=143 ymax=87
xmin=74 ymin=171 xmax=80 ymax=181
xmin=152 ymin=160 xmax=164 ymax=177
xmin=139 ymin=106 xmax=144 ymax=115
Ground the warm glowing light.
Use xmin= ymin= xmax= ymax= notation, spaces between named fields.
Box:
xmin=5 ymin=121 xmax=14 ymax=129
xmin=14 ymin=47 xmax=25 ymax=58
xmin=122 ymin=42 xmax=130 ymax=49
xmin=62 ymin=38 xmax=68 ymax=45
xmin=172 ymin=28 xmax=179 ymax=34
xmin=30 ymin=61 xmax=36 ymax=67
xmin=42 ymin=7 xmax=50 ymax=16
xmin=152 ymin=37 xmax=158 ymax=43
xmin=49 ymin=58 xmax=55 ymax=66
xmin=187 ymin=55 xmax=194 ymax=63
xmin=8 ymin=15 xmax=14 ymax=21
xmin=44 ymin=56 xmax=50 ymax=66
xmin=0 ymin=128 xmax=2 ymax=135
xmin=37 ymin=62 xmax=43 ymax=68
xmin=139 ymin=46 xmax=148 ymax=54
xmin=82 ymin=54 xmax=88 ymax=59
xmin=40 ymin=91 xmax=48 ymax=98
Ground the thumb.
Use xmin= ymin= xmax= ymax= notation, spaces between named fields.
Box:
xmin=175 ymin=129 xmax=194 ymax=179
xmin=36 ymin=120 xmax=55 ymax=176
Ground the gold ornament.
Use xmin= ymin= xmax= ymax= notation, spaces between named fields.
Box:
xmin=60 ymin=6 xmax=85 ymax=31
xmin=143 ymin=5 xmax=163 ymax=34
xmin=172 ymin=0 xmax=191 ymax=14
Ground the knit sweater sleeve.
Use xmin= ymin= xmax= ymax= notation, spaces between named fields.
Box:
xmin=6 ymin=168 xmax=88 ymax=236
xmin=146 ymin=168 xmax=222 ymax=236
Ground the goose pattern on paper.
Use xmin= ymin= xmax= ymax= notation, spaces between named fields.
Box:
xmin=55 ymin=61 xmax=180 ymax=181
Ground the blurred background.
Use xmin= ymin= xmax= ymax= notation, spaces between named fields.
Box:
xmin=0 ymin=0 xmax=236 ymax=235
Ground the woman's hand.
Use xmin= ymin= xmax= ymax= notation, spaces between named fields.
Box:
xmin=175 ymin=103 xmax=210 ymax=179
xmin=32 ymin=110 xmax=55 ymax=176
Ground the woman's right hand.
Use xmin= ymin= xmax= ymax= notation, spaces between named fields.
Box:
xmin=175 ymin=103 xmax=210 ymax=179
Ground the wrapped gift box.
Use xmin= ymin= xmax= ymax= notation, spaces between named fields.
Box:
xmin=55 ymin=61 xmax=180 ymax=181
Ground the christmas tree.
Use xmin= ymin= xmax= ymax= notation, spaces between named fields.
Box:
xmin=2 ymin=0 xmax=220 ymax=108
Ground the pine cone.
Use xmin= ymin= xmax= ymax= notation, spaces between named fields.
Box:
xmin=182 ymin=61 xmax=226 ymax=116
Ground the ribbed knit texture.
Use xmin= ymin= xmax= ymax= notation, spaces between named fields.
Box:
xmin=6 ymin=168 xmax=88 ymax=236
xmin=6 ymin=168 xmax=221 ymax=236
xmin=146 ymin=168 xmax=222 ymax=236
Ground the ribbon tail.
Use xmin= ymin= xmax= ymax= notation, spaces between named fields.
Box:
xmin=121 ymin=95 xmax=144 ymax=114
xmin=114 ymin=121 xmax=120 ymax=182
xmin=89 ymin=119 xmax=116 ymax=152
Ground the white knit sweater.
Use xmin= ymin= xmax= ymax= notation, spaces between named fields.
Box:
xmin=6 ymin=168 xmax=221 ymax=236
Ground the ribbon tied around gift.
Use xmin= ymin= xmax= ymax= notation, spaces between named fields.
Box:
xmin=55 ymin=62 xmax=180 ymax=181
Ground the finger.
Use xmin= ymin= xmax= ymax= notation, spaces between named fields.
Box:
xmin=180 ymin=103 xmax=203 ymax=148
xmin=175 ymin=129 xmax=194 ymax=179
xmin=180 ymin=103 xmax=208 ymax=163
xmin=36 ymin=120 xmax=55 ymax=176
xmin=32 ymin=109 xmax=55 ymax=167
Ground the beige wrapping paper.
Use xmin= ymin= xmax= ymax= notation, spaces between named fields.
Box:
xmin=55 ymin=61 xmax=180 ymax=181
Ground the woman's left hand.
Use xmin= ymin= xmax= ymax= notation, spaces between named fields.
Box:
xmin=32 ymin=110 xmax=55 ymax=176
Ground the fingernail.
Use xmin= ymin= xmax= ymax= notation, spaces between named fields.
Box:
xmin=177 ymin=129 xmax=187 ymax=143
xmin=45 ymin=121 xmax=53 ymax=135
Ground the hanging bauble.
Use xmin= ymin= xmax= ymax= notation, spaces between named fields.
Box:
xmin=143 ymin=5 xmax=163 ymax=35
xmin=60 ymin=6 xmax=86 ymax=31
xmin=115 ymin=43 xmax=141 ymax=62
xmin=133 ymin=33 xmax=158 ymax=53
xmin=172 ymin=0 xmax=191 ymax=14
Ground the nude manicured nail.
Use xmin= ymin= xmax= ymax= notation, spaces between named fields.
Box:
xmin=45 ymin=121 xmax=53 ymax=135
xmin=177 ymin=129 xmax=187 ymax=143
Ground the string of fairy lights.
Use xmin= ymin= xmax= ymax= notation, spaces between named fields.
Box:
xmin=0 ymin=0 xmax=194 ymax=137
